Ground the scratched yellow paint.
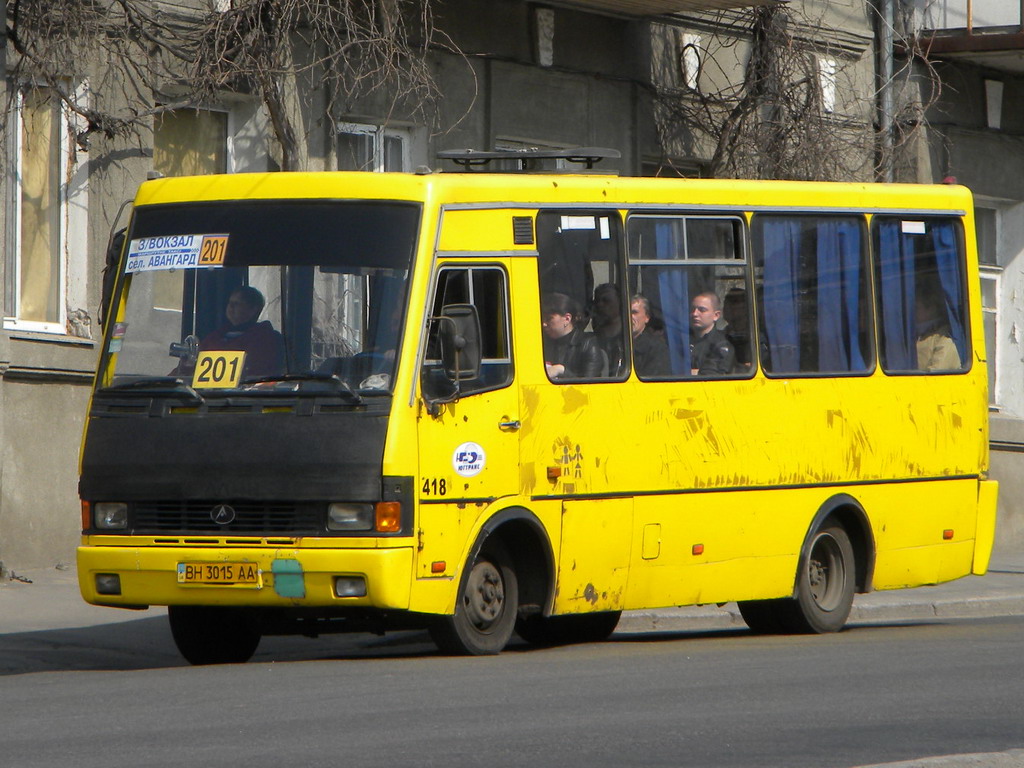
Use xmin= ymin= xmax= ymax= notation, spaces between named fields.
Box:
xmin=80 ymin=170 xmax=996 ymax=620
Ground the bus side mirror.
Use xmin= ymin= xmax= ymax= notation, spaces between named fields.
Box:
xmin=439 ymin=304 xmax=482 ymax=381
xmin=422 ymin=304 xmax=482 ymax=416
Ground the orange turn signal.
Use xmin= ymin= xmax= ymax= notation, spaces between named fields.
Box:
xmin=547 ymin=466 xmax=562 ymax=481
xmin=81 ymin=500 xmax=91 ymax=531
xmin=692 ymin=543 xmax=705 ymax=556
xmin=375 ymin=501 xmax=402 ymax=533
xmin=943 ymin=529 xmax=954 ymax=541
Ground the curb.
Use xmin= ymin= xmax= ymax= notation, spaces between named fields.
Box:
xmin=615 ymin=594 xmax=1024 ymax=635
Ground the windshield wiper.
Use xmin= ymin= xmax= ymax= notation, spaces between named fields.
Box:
xmin=102 ymin=376 xmax=204 ymax=403
xmin=240 ymin=373 xmax=363 ymax=403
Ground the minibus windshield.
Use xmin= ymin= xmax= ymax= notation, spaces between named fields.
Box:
xmin=100 ymin=200 xmax=420 ymax=397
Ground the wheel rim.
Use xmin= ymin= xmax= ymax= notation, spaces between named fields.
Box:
xmin=463 ymin=560 xmax=506 ymax=632
xmin=807 ymin=532 xmax=846 ymax=612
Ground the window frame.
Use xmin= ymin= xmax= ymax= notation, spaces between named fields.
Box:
xmin=626 ymin=212 xmax=753 ymax=381
xmin=423 ymin=263 xmax=514 ymax=398
xmin=4 ymin=84 xmax=72 ymax=335
xmin=536 ymin=209 xmax=628 ymax=384
xmin=980 ymin=265 xmax=1000 ymax=408
xmin=870 ymin=213 xmax=971 ymax=376
xmin=336 ymin=122 xmax=412 ymax=173
xmin=750 ymin=212 xmax=875 ymax=379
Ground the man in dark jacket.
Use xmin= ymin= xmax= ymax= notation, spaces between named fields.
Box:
xmin=542 ymin=292 xmax=607 ymax=380
xmin=630 ymin=294 xmax=669 ymax=377
xmin=689 ymin=291 xmax=735 ymax=376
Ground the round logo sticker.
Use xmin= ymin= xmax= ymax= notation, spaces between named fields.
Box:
xmin=453 ymin=442 xmax=486 ymax=477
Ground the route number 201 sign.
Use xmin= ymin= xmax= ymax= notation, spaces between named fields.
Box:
xmin=192 ymin=351 xmax=246 ymax=389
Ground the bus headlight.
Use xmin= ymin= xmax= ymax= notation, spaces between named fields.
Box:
xmin=95 ymin=502 xmax=128 ymax=530
xmin=327 ymin=503 xmax=374 ymax=531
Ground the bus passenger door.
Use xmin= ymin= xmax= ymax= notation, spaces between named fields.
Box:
xmin=416 ymin=264 xmax=519 ymax=577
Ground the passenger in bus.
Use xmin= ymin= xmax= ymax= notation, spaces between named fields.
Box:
xmin=199 ymin=286 xmax=286 ymax=379
xmin=915 ymin=290 xmax=961 ymax=371
xmin=591 ymin=283 xmax=627 ymax=376
xmin=542 ymin=292 xmax=608 ymax=380
xmin=630 ymin=294 xmax=669 ymax=377
xmin=689 ymin=291 xmax=736 ymax=376
xmin=722 ymin=287 xmax=752 ymax=370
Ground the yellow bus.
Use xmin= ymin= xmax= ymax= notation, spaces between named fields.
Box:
xmin=78 ymin=154 xmax=998 ymax=664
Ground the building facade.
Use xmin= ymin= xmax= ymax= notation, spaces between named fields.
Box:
xmin=3 ymin=0 xmax=1019 ymax=569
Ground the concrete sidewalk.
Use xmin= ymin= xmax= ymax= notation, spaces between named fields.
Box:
xmin=620 ymin=553 xmax=1024 ymax=633
xmin=3 ymin=554 xmax=1024 ymax=636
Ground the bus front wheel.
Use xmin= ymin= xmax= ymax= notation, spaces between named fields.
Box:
xmin=429 ymin=543 xmax=518 ymax=655
xmin=168 ymin=606 xmax=262 ymax=665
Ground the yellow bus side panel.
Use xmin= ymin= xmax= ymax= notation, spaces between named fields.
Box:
xmin=552 ymin=498 xmax=632 ymax=614
xmin=437 ymin=209 xmax=539 ymax=253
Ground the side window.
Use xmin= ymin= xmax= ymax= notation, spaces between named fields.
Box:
xmin=626 ymin=215 xmax=750 ymax=379
xmin=536 ymin=211 xmax=627 ymax=382
xmin=752 ymin=215 xmax=872 ymax=376
xmin=424 ymin=266 xmax=512 ymax=395
xmin=873 ymin=216 xmax=969 ymax=373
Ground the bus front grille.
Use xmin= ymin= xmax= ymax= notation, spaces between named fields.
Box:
xmin=131 ymin=501 xmax=321 ymax=534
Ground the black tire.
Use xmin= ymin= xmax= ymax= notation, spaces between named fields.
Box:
xmin=429 ymin=543 xmax=518 ymax=655
xmin=168 ymin=606 xmax=262 ymax=665
xmin=516 ymin=610 xmax=621 ymax=646
xmin=739 ymin=523 xmax=855 ymax=635
xmin=777 ymin=522 xmax=856 ymax=634
xmin=736 ymin=599 xmax=785 ymax=634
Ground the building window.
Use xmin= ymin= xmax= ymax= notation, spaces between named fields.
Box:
xmin=154 ymin=108 xmax=228 ymax=177
xmin=680 ymin=34 xmax=702 ymax=92
xmin=976 ymin=205 xmax=1000 ymax=406
xmin=535 ymin=7 xmax=555 ymax=68
xmin=337 ymin=123 xmax=410 ymax=172
xmin=818 ymin=56 xmax=837 ymax=115
xmin=985 ymin=79 xmax=1004 ymax=130
xmin=4 ymin=86 xmax=69 ymax=333
xmin=980 ymin=267 xmax=999 ymax=408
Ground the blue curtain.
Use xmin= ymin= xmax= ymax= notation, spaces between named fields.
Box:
xmin=655 ymin=222 xmax=690 ymax=375
xmin=931 ymin=222 xmax=967 ymax=363
xmin=761 ymin=219 xmax=802 ymax=372
xmin=816 ymin=220 xmax=865 ymax=372
xmin=877 ymin=221 xmax=917 ymax=370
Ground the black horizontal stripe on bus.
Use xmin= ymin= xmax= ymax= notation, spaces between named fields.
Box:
xmin=530 ymin=473 xmax=981 ymax=502
xmin=419 ymin=497 xmax=499 ymax=506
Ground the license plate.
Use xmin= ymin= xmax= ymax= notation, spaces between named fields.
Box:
xmin=177 ymin=562 xmax=261 ymax=586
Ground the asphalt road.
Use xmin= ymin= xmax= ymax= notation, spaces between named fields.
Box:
xmin=2 ymin=614 xmax=1023 ymax=768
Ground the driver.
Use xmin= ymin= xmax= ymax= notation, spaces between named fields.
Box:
xmin=183 ymin=286 xmax=285 ymax=380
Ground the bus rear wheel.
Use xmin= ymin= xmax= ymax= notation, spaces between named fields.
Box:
xmin=516 ymin=611 xmax=622 ymax=646
xmin=168 ymin=606 xmax=262 ymax=665
xmin=429 ymin=543 xmax=518 ymax=655
xmin=738 ymin=522 xmax=855 ymax=635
